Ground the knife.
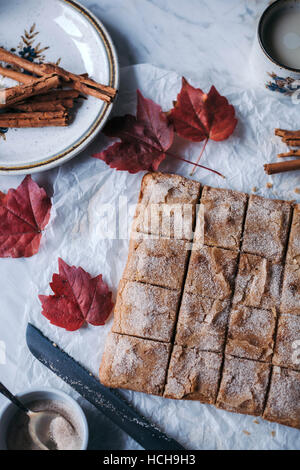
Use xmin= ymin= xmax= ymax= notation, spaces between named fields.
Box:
xmin=26 ymin=323 xmax=185 ymax=450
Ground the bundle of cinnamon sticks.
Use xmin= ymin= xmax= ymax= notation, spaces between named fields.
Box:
xmin=0 ymin=47 xmax=117 ymax=128
xmin=264 ymin=128 xmax=300 ymax=175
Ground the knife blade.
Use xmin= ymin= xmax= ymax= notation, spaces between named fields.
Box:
xmin=26 ymin=323 xmax=185 ymax=451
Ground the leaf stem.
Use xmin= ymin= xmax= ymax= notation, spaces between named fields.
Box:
xmin=166 ymin=150 xmax=224 ymax=178
xmin=190 ymin=137 xmax=209 ymax=176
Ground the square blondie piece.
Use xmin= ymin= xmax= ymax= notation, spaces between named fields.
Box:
xmin=123 ymin=233 xmax=190 ymax=290
xmin=194 ymin=186 xmax=247 ymax=250
xmin=175 ymin=293 xmax=230 ymax=352
xmin=226 ymin=305 xmax=276 ymax=362
xmin=164 ymin=346 xmax=222 ymax=402
xmin=232 ymin=254 xmax=283 ymax=310
xmin=286 ymin=204 xmax=300 ymax=264
xmin=273 ymin=314 xmax=300 ymax=371
xmin=184 ymin=246 xmax=238 ymax=299
xmin=99 ymin=333 xmax=171 ymax=396
xmin=280 ymin=263 xmax=300 ymax=315
xmin=112 ymin=280 xmax=180 ymax=342
xmin=263 ymin=366 xmax=300 ymax=429
xmin=132 ymin=172 xmax=201 ymax=240
xmin=242 ymin=195 xmax=292 ymax=262
xmin=216 ymin=356 xmax=271 ymax=416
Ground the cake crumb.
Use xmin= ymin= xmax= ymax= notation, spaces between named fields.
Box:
xmin=266 ymin=182 xmax=273 ymax=189
xmin=294 ymin=188 xmax=300 ymax=194
xmin=271 ymin=431 xmax=276 ymax=438
xmin=252 ymin=187 xmax=258 ymax=193
xmin=253 ymin=419 xmax=259 ymax=424
xmin=243 ymin=430 xmax=251 ymax=436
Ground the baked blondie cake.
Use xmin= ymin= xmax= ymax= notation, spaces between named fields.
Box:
xmin=112 ymin=280 xmax=180 ymax=342
xmin=184 ymin=245 xmax=238 ymax=299
xmin=232 ymin=253 xmax=283 ymax=310
xmin=280 ymin=263 xmax=300 ymax=315
xmin=242 ymin=195 xmax=292 ymax=262
xmin=273 ymin=314 xmax=300 ymax=371
xmin=216 ymin=355 xmax=271 ymax=416
xmin=132 ymin=172 xmax=201 ymax=240
xmin=263 ymin=366 xmax=300 ymax=429
xmin=226 ymin=305 xmax=276 ymax=362
xmin=99 ymin=172 xmax=300 ymax=431
xmin=99 ymin=332 xmax=171 ymax=396
xmin=123 ymin=233 xmax=190 ymax=290
xmin=164 ymin=346 xmax=223 ymax=403
xmin=194 ymin=186 xmax=247 ymax=250
xmin=286 ymin=204 xmax=300 ymax=264
xmin=175 ymin=293 xmax=230 ymax=352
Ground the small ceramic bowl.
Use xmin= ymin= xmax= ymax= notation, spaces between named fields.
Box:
xmin=250 ymin=0 xmax=300 ymax=95
xmin=0 ymin=387 xmax=89 ymax=450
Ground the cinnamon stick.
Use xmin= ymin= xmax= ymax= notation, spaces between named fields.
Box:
xmin=0 ymin=74 xmax=60 ymax=108
xmin=12 ymin=99 xmax=74 ymax=112
xmin=39 ymin=63 xmax=116 ymax=98
xmin=0 ymin=65 xmax=35 ymax=84
xmin=29 ymin=89 xmax=81 ymax=102
xmin=264 ymin=160 xmax=300 ymax=175
xmin=0 ymin=111 xmax=69 ymax=127
xmin=282 ymin=138 xmax=300 ymax=147
xmin=275 ymin=128 xmax=300 ymax=139
xmin=278 ymin=150 xmax=300 ymax=158
xmin=0 ymin=118 xmax=68 ymax=127
xmin=0 ymin=47 xmax=116 ymax=102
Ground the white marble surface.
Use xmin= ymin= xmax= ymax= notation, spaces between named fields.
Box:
xmin=0 ymin=0 xmax=276 ymax=450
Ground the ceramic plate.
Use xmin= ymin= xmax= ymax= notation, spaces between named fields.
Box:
xmin=0 ymin=0 xmax=119 ymax=174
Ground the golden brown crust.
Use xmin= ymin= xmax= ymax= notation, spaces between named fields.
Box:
xmin=242 ymin=195 xmax=292 ymax=262
xmin=226 ymin=305 xmax=276 ymax=362
xmin=112 ymin=280 xmax=180 ymax=342
xmin=286 ymin=204 xmax=300 ymax=264
xmin=164 ymin=346 xmax=222 ymax=403
xmin=280 ymin=263 xmax=300 ymax=315
xmin=233 ymin=253 xmax=283 ymax=310
xmin=184 ymin=246 xmax=238 ymax=299
xmin=99 ymin=332 xmax=171 ymax=396
xmin=194 ymin=186 xmax=248 ymax=250
xmin=175 ymin=293 xmax=230 ymax=352
xmin=273 ymin=314 xmax=300 ymax=371
xmin=132 ymin=172 xmax=201 ymax=241
xmin=216 ymin=356 xmax=271 ymax=416
xmin=263 ymin=366 xmax=300 ymax=429
xmin=123 ymin=233 xmax=190 ymax=290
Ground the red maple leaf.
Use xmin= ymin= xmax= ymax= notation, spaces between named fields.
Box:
xmin=169 ymin=78 xmax=237 ymax=174
xmin=0 ymin=175 xmax=52 ymax=258
xmin=93 ymin=90 xmax=174 ymax=173
xmin=169 ymin=77 xmax=237 ymax=142
xmin=39 ymin=258 xmax=114 ymax=331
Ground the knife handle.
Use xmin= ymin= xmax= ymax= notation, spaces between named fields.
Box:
xmin=0 ymin=382 xmax=29 ymax=413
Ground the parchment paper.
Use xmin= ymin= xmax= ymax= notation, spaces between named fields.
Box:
xmin=14 ymin=64 xmax=300 ymax=450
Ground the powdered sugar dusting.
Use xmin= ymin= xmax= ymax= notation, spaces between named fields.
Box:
xmin=175 ymin=292 xmax=230 ymax=352
xmin=164 ymin=346 xmax=222 ymax=403
xmin=226 ymin=305 xmax=276 ymax=362
xmin=242 ymin=195 xmax=292 ymax=262
xmin=216 ymin=356 xmax=271 ymax=416
xmin=113 ymin=280 xmax=180 ymax=342
xmin=195 ymin=186 xmax=247 ymax=250
xmin=264 ymin=367 xmax=300 ymax=429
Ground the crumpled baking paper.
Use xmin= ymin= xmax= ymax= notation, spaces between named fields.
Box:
xmin=14 ymin=64 xmax=300 ymax=450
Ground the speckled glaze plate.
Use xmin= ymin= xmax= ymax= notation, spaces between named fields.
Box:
xmin=0 ymin=0 xmax=119 ymax=174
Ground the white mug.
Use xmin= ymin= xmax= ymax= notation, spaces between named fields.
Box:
xmin=250 ymin=0 xmax=300 ymax=96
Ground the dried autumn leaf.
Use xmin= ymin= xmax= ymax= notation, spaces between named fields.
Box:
xmin=39 ymin=258 xmax=113 ymax=331
xmin=93 ymin=89 xmax=174 ymax=173
xmin=0 ymin=175 xmax=51 ymax=258
xmin=169 ymin=77 xmax=237 ymax=142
